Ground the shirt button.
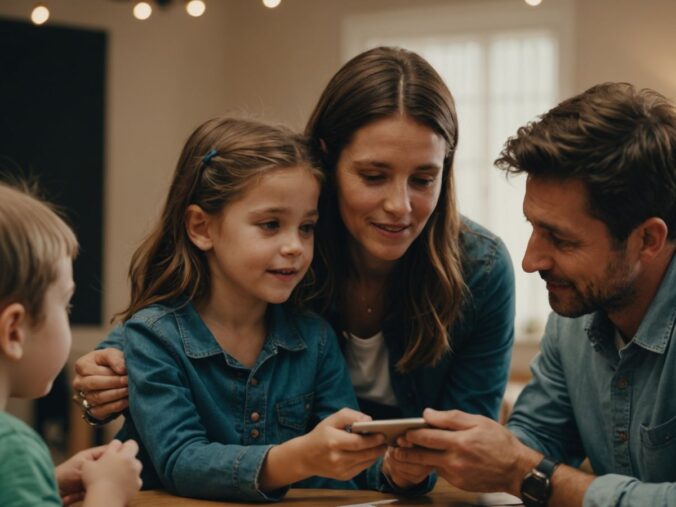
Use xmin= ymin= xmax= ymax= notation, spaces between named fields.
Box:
xmin=250 ymin=411 xmax=260 ymax=422
xmin=251 ymin=377 xmax=259 ymax=386
xmin=250 ymin=429 xmax=260 ymax=439
xmin=617 ymin=378 xmax=628 ymax=389
xmin=617 ymin=431 xmax=628 ymax=442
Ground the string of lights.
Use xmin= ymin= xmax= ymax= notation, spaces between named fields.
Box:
xmin=28 ymin=0 xmax=284 ymax=26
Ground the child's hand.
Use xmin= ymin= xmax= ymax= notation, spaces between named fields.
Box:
xmin=381 ymin=444 xmax=434 ymax=489
xmin=81 ymin=439 xmax=143 ymax=506
xmin=55 ymin=445 xmax=108 ymax=505
xmin=300 ymin=408 xmax=388 ymax=481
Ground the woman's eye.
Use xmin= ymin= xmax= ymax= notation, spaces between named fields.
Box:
xmin=411 ymin=176 xmax=436 ymax=187
xmin=259 ymin=221 xmax=280 ymax=231
xmin=360 ymin=173 xmax=384 ymax=183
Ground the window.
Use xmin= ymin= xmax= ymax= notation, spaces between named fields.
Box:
xmin=344 ymin=0 xmax=573 ymax=341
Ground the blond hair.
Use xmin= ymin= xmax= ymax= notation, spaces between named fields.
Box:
xmin=0 ymin=182 xmax=79 ymax=322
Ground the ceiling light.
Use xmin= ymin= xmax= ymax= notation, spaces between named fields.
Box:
xmin=524 ymin=0 xmax=543 ymax=6
xmin=185 ymin=0 xmax=206 ymax=17
xmin=133 ymin=2 xmax=153 ymax=20
xmin=263 ymin=0 xmax=281 ymax=9
xmin=30 ymin=3 xmax=50 ymax=25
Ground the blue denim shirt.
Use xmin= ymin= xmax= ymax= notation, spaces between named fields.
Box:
xmin=508 ymin=253 xmax=676 ymax=507
xmin=111 ymin=302 xmax=396 ymax=502
xmin=327 ymin=216 xmax=515 ymax=421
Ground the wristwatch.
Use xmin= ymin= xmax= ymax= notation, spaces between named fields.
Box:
xmin=520 ymin=456 xmax=561 ymax=507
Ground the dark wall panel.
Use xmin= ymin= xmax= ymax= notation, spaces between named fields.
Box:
xmin=0 ymin=19 xmax=106 ymax=325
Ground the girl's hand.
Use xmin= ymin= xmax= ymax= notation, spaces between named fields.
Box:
xmin=299 ymin=408 xmax=388 ymax=481
xmin=72 ymin=348 xmax=129 ymax=420
xmin=81 ymin=439 xmax=143 ymax=507
xmin=55 ymin=445 xmax=108 ymax=506
xmin=382 ymin=445 xmax=433 ymax=489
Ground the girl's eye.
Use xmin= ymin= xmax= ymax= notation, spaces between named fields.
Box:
xmin=259 ymin=221 xmax=280 ymax=231
xmin=299 ymin=222 xmax=316 ymax=236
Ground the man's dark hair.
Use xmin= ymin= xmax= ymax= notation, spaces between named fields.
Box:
xmin=496 ymin=82 xmax=676 ymax=243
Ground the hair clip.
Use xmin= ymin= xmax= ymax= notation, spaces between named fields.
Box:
xmin=202 ymin=149 xmax=218 ymax=166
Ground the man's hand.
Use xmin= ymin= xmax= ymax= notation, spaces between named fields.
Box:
xmin=392 ymin=408 xmax=541 ymax=495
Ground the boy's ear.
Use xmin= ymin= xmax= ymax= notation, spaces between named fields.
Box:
xmin=0 ymin=303 xmax=27 ymax=362
xmin=185 ymin=204 xmax=215 ymax=252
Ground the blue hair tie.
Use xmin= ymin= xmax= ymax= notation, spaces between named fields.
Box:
xmin=202 ymin=149 xmax=218 ymax=166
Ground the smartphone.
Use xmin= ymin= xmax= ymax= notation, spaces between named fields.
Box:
xmin=346 ymin=417 xmax=429 ymax=446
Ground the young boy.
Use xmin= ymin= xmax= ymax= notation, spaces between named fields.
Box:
xmin=0 ymin=182 xmax=142 ymax=506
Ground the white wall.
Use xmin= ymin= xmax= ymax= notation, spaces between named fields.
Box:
xmin=2 ymin=0 xmax=676 ymax=356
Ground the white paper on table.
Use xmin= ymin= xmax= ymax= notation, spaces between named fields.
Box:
xmin=337 ymin=499 xmax=399 ymax=507
xmin=474 ymin=492 xmax=523 ymax=505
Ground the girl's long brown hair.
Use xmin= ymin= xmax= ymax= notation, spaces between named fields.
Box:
xmin=305 ymin=47 xmax=467 ymax=373
xmin=117 ymin=117 xmax=320 ymax=322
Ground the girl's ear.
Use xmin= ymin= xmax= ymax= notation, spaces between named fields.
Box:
xmin=185 ymin=204 xmax=214 ymax=252
xmin=0 ymin=303 xmax=27 ymax=362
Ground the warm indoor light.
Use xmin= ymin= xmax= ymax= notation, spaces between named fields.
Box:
xmin=133 ymin=2 xmax=153 ymax=20
xmin=186 ymin=0 xmax=206 ymax=17
xmin=263 ymin=0 xmax=282 ymax=8
xmin=524 ymin=0 xmax=542 ymax=5
xmin=30 ymin=4 xmax=50 ymax=25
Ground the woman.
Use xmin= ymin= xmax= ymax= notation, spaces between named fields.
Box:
xmin=73 ymin=47 xmax=515 ymax=489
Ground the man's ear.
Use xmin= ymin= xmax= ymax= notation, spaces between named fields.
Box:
xmin=633 ymin=217 xmax=669 ymax=261
xmin=0 ymin=303 xmax=27 ymax=362
xmin=185 ymin=204 xmax=215 ymax=252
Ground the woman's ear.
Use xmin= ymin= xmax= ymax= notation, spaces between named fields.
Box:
xmin=185 ymin=204 xmax=214 ymax=252
xmin=0 ymin=303 xmax=27 ymax=362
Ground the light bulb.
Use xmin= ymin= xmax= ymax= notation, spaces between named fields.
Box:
xmin=133 ymin=2 xmax=153 ymax=20
xmin=263 ymin=0 xmax=281 ymax=9
xmin=186 ymin=0 xmax=206 ymax=17
xmin=524 ymin=0 xmax=542 ymax=6
xmin=31 ymin=4 xmax=50 ymax=25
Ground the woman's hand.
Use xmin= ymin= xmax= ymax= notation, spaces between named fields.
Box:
xmin=72 ymin=348 xmax=129 ymax=420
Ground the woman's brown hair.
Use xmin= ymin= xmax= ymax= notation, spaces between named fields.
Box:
xmin=118 ymin=117 xmax=321 ymax=322
xmin=305 ymin=46 xmax=467 ymax=372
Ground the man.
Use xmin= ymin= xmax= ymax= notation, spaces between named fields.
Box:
xmin=390 ymin=82 xmax=676 ymax=506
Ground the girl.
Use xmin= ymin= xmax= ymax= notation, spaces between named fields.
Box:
xmin=106 ymin=118 xmax=387 ymax=501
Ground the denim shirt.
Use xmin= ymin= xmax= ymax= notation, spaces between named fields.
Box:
xmin=508 ymin=253 xmax=676 ymax=507
xmin=327 ymin=216 xmax=516 ymax=421
xmin=112 ymin=302 xmax=395 ymax=502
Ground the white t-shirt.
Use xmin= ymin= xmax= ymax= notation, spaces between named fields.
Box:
xmin=343 ymin=331 xmax=398 ymax=407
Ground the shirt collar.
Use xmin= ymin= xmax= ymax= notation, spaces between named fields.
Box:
xmin=586 ymin=252 xmax=676 ymax=354
xmin=176 ymin=302 xmax=307 ymax=359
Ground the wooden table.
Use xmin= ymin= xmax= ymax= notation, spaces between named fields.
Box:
xmin=123 ymin=480 xmax=520 ymax=506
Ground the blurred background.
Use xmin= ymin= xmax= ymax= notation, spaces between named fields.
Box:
xmin=1 ymin=0 xmax=675 ymax=459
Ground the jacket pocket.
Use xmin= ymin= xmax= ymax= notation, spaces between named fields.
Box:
xmin=638 ymin=414 xmax=676 ymax=481
xmin=275 ymin=392 xmax=314 ymax=441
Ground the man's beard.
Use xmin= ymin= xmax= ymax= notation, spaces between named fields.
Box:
xmin=541 ymin=253 xmax=636 ymax=318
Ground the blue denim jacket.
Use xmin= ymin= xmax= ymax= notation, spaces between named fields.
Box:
xmin=111 ymin=302 xmax=396 ymax=502
xmin=326 ymin=216 xmax=516 ymax=421
xmin=508 ymin=253 xmax=676 ymax=507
